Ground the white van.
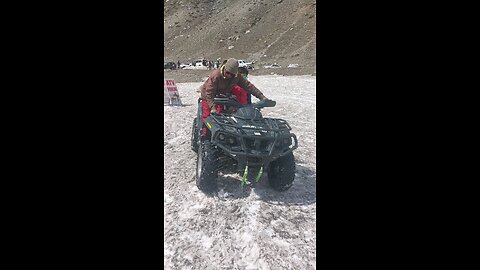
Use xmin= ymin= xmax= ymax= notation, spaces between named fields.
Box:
xmin=238 ymin=60 xmax=247 ymax=68
xmin=238 ymin=59 xmax=255 ymax=69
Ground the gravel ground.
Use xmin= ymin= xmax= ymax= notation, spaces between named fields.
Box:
xmin=164 ymin=75 xmax=316 ymax=270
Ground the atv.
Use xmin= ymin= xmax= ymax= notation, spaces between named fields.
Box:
xmin=191 ymin=95 xmax=298 ymax=193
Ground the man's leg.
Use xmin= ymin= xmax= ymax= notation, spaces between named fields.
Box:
xmin=201 ymin=100 xmax=222 ymax=136
xmin=201 ymin=99 xmax=210 ymax=123
xmin=201 ymin=100 xmax=210 ymax=137
xmin=231 ymin=87 xmax=248 ymax=105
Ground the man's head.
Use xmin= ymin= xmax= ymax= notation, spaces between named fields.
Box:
xmin=223 ymin=58 xmax=239 ymax=78
xmin=238 ymin=67 xmax=249 ymax=79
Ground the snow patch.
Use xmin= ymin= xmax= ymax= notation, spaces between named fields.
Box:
xmin=164 ymin=193 xmax=173 ymax=204
xmin=164 ymin=75 xmax=316 ymax=269
xmin=201 ymin=234 xmax=213 ymax=250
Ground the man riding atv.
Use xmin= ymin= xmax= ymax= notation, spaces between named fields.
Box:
xmin=199 ymin=58 xmax=272 ymax=135
xmin=192 ymin=58 xmax=297 ymax=194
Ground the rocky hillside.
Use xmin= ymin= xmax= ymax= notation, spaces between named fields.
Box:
xmin=164 ymin=0 xmax=316 ymax=67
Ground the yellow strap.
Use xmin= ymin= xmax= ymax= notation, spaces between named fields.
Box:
xmin=220 ymin=65 xmax=225 ymax=77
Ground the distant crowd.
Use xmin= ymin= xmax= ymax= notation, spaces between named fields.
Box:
xmin=164 ymin=58 xmax=222 ymax=70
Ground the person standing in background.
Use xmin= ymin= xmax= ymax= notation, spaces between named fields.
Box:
xmin=231 ymin=67 xmax=252 ymax=104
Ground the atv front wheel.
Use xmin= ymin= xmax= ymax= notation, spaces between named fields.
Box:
xmin=196 ymin=141 xmax=218 ymax=192
xmin=267 ymin=152 xmax=296 ymax=191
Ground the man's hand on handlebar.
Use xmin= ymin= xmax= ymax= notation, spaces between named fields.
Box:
xmin=254 ymin=98 xmax=276 ymax=108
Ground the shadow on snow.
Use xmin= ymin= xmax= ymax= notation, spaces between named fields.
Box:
xmin=211 ymin=161 xmax=316 ymax=206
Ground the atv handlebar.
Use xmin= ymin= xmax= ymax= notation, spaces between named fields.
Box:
xmin=254 ymin=99 xmax=276 ymax=108
xmin=213 ymin=96 xmax=276 ymax=109
xmin=213 ymin=97 xmax=241 ymax=107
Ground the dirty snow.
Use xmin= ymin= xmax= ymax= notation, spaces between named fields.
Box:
xmin=164 ymin=75 xmax=316 ymax=270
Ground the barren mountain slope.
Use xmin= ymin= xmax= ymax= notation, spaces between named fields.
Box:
xmin=164 ymin=0 xmax=316 ymax=67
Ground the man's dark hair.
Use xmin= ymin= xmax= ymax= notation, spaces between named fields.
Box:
xmin=238 ymin=66 xmax=249 ymax=75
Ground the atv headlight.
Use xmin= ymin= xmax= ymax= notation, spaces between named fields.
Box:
xmin=228 ymin=137 xmax=237 ymax=145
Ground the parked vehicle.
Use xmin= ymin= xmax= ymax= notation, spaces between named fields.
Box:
xmin=263 ymin=63 xmax=281 ymax=69
xmin=287 ymin=64 xmax=299 ymax=68
xmin=164 ymin=62 xmax=176 ymax=70
xmin=238 ymin=60 xmax=248 ymax=68
xmin=239 ymin=59 xmax=255 ymax=69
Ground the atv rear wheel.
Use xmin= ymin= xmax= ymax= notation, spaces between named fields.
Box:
xmin=196 ymin=141 xmax=218 ymax=192
xmin=191 ymin=117 xmax=198 ymax=152
xmin=267 ymin=152 xmax=295 ymax=191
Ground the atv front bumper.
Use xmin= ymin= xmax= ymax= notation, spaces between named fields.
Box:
xmin=211 ymin=131 xmax=298 ymax=167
